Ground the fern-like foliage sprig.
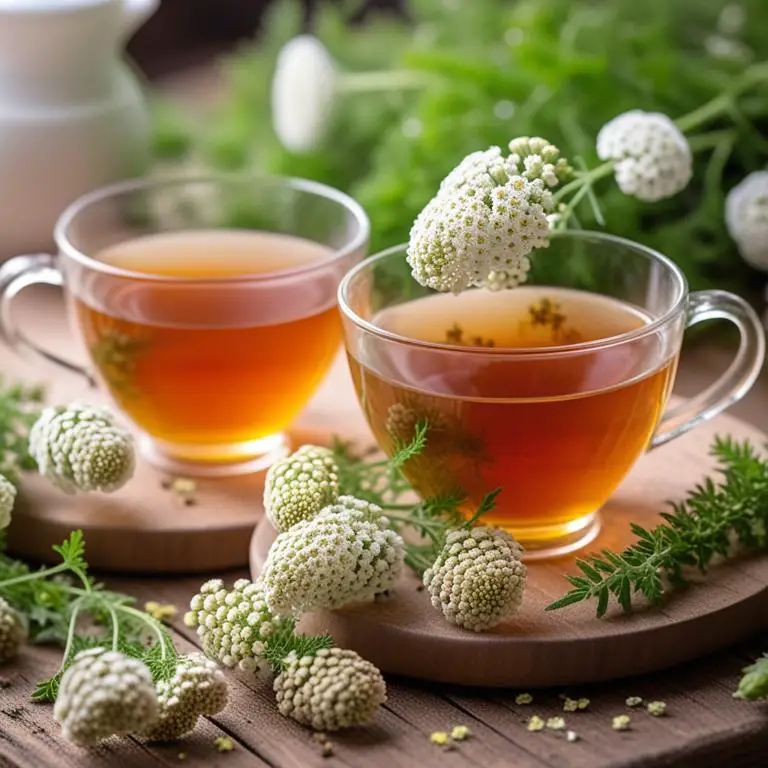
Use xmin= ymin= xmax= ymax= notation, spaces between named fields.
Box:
xmin=547 ymin=437 xmax=768 ymax=617
xmin=331 ymin=421 xmax=499 ymax=574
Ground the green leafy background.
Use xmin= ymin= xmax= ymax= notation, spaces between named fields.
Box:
xmin=153 ymin=0 xmax=768 ymax=299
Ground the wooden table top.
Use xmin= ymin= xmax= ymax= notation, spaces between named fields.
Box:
xmin=1 ymin=342 xmax=767 ymax=768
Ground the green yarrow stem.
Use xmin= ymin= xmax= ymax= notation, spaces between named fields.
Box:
xmin=331 ymin=421 xmax=499 ymax=575
xmin=0 ymin=530 xmax=179 ymax=701
xmin=548 ymin=62 xmax=768 ymax=226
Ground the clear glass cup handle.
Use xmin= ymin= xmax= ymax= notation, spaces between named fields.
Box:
xmin=0 ymin=254 xmax=95 ymax=385
xmin=651 ymin=289 xmax=766 ymax=448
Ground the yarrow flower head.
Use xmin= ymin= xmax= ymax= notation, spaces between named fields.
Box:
xmin=596 ymin=110 xmax=692 ymax=202
xmin=407 ymin=174 xmax=551 ymax=293
xmin=423 ymin=526 xmax=527 ymax=631
xmin=271 ymin=35 xmax=338 ymax=153
xmin=274 ymin=647 xmax=387 ymax=731
xmin=0 ymin=474 xmax=16 ymax=530
xmin=140 ymin=653 xmax=228 ymax=742
xmin=184 ymin=578 xmax=291 ymax=671
xmin=53 ymin=648 xmax=159 ymax=746
xmin=264 ymin=445 xmax=340 ymax=532
xmin=29 ymin=403 xmax=135 ymax=494
xmin=0 ymin=596 xmax=26 ymax=663
xmin=725 ymin=171 xmax=768 ymax=271
xmin=261 ymin=495 xmax=405 ymax=615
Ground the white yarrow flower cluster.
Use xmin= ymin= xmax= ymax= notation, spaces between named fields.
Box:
xmin=271 ymin=35 xmax=338 ymax=153
xmin=264 ymin=445 xmax=340 ymax=532
xmin=596 ymin=110 xmax=692 ymax=202
xmin=0 ymin=596 xmax=26 ymax=663
xmin=140 ymin=653 xmax=228 ymax=742
xmin=725 ymin=171 xmax=768 ymax=271
xmin=274 ymin=647 xmax=387 ymax=731
xmin=261 ymin=496 xmax=405 ymax=615
xmin=53 ymin=649 xmax=159 ymax=746
xmin=29 ymin=403 xmax=135 ymax=494
xmin=0 ymin=474 xmax=16 ymax=530
xmin=408 ymin=137 xmax=569 ymax=293
xmin=423 ymin=526 xmax=527 ymax=631
xmin=184 ymin=578 xmax=290 ymax=671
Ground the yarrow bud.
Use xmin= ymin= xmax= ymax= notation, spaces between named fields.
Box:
xmin=0 ymin=474 xmax=16 ymax=530
xmin=140 ymin=653 xmax=228 ymax=742
xmin=264 ymin=445 xmax=340 ymax=532
xmin=0 ymin=596 xmax=26 ymax=663
xmin=274 ymin=647 xmax=387 ymax=731
xmin=423 ymin=526 xmax=527 ymax=631
xmin=596 ymin=110 xmax=692 ymax=202
xmin=29 ymin=403 xmax=135 ymax=494
xmin=53 ymin=649 xmax=159 ymax=746
xmin=261 ymin=495 xmax=405 ymax=615
xmin=184 ymin=578 xmax=291 ymax=671
xmin=725 ymin=171 xmax=768 ymax=271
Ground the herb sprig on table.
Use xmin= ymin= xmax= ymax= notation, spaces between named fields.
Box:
xmin=547 ymin=437 xmax=768 ymax=616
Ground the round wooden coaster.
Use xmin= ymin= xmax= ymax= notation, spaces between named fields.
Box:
xmin=250 ymin=410 xmax=768 ymax=688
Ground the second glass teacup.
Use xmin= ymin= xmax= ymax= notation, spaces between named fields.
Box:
xmin=0 ymin=175 xmax=369 ymax=475
xmin=339 ymin=232 xmax=765 ymax=558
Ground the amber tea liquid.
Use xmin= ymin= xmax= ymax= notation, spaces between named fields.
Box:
xmin=347 ymin=287 xmax=677 ymax=552
xmin=73 ymin=230 xmax=340 ymax=464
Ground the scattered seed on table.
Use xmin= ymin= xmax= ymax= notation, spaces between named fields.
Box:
xmin=527 ymin=715 xmax=545 ymax=732
xmin=647 ymin=701 xmax=667 ymax=716
xmin=566 ymin=730 xmax=579 ymax=743
xmin=547 ymin=717 xmax=566 ymax=731
xmin=515 ymin=693 xmax=533 ymax=705
xmin=451 ymin=725 xmax=471 ymax=741
xmin=430 ymin=731 xmax=450 ymax=746
xmin=626 ymin=696 xmax=643 ymax=708
xmin=612 ymin=715 xmax=631 ymax=731
xmin=214 ymin=736 xmax=234 ymax=752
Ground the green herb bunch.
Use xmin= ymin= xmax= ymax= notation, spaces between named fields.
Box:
xmin=154 ymin=0 xmax=768 ymax=296
xmin=0 ymin=530 xmax=179 ymax=700
xmin=547 ymin=437 xmax=768 ymax=616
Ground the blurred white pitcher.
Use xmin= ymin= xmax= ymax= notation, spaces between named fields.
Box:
xmin=0 ymin=0 xmax=157 ymax=256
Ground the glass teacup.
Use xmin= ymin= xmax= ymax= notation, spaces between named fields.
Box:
xmin=0 ymin=175 xmax=369 ymax=476
xmin=338 ymin=233 xmax=765 ymax=558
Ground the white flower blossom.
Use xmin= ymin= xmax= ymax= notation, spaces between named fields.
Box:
xmin=407 ymin=177 xmax=548 ymax=293
xmin=271 ymin=35 xmax=338 ymax=153
xmin=140 ymin=653 xmax=228 ymax=742
xmin=263 ymin=445 xmax=339 ymax=532
xmin=0 ymin=474 xmax=16 ymax=530
xmin=274 ymin=647 xmax=386 ymax=731
xmin=725 ymin=171 xmax=768 ymax=271
xmin=29 ymin=403 xmax=135 ymax=494
xmin=184 ymin=578 xmax=290 ymax=671
xmin=53 ymin=649 xmax=158 ymax=746
xmin=596 ymin=110 xmax=692 ymax=202
xmin=0 ymin=597 xmax=26 ymax=663
xmin=423 ymin=526 xmax=527 ymax=631
xmin=261 ymin=496 xmax=405 ymax=615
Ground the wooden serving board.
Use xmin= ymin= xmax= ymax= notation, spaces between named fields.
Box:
xmin=3 ymin=286 xmax=365 ymax=573
xmin=250 ymin=412 xmax=768 ymax=688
